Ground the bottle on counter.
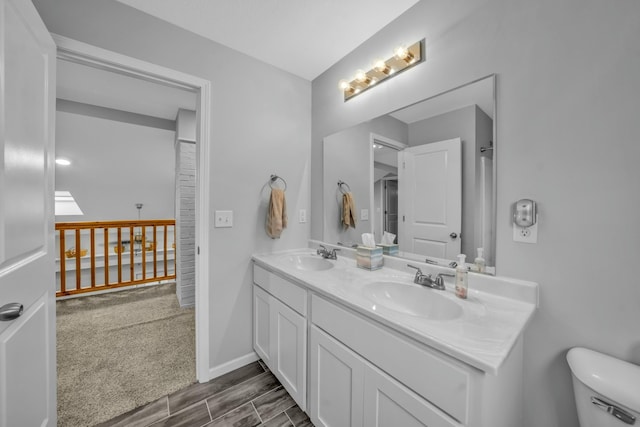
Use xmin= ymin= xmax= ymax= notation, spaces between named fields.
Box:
xmin=455 ymin=254 xmax=468 ymax=299
xmin=474 ymin=248 xmax=486 ymax=273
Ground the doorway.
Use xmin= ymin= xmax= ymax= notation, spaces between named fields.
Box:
xmin=53 ymin=34 xmax=212 ymax=423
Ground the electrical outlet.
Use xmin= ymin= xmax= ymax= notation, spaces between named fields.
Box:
xmin=360 ymin=209 xmax=369 ymax=221
xmin=513 ymin=221 xmax=538 ymax=243
xmin=214 ymin=210 xmax=233 ymax=228
xmin=299 ymin=209 xmax=307 ymax=223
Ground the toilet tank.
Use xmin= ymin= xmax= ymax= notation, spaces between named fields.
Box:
xmin=567 ymin=347 xmax=640 ymax=426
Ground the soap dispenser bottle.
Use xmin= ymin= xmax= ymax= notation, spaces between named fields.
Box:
xmin=474 ymin=248 xmax=486 ymax=273
xmin=455 ymin=254 xmax=468 ymax=299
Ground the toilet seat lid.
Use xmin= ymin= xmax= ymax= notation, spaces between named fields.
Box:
xmin=567 ymin=347 xmax=640 ymax=412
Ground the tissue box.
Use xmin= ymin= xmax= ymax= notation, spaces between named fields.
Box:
xmin=376 ymin=244 xmax=399 ymax=255
xmin=356 ymin=246 xmax=384 ymax=270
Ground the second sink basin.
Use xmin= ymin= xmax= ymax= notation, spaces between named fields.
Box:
xmin=285 ymin=254 xmax=334 ymax=271
xmin=364 ymin=282 xmax=462 ymax=320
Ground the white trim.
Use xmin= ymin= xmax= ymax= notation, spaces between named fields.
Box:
xmin=209 ymin=352 xmax=260 ymax=379
xmin=370 ymin=133 xmax=407 ymax=151
xmin=52 ymin=34 xmax=212 ymax=382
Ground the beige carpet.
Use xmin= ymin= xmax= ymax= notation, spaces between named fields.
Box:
xmin=56 ymin=283 xmax=195 ymax=426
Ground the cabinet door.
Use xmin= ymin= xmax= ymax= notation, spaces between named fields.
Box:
xmin=310 ymin=326 xmax=364 ymax=427
xmin=363 ymin=364 xmax=458 ymax=427
xmin=253 ymin=285 xmax=271 ymax=364
xmin=272 ymin=297 xmax=306 ymax=410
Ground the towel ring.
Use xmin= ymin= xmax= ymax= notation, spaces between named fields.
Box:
xmin=338 ymin=180 xmax=351 ymax=194
xmin=269 ymin=174 xmax=287 ymax=191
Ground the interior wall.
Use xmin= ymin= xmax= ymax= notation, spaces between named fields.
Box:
xmin=311 ymin=1 xmax=640 ymax=426
xmin=322 ymin=114 xmax=407 ymax=246
xmin=35 ymin=0 xmax=311 ymax=375
xmin=55 ymin=110 xmax=175 ymax=221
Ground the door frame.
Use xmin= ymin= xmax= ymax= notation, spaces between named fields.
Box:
xmin=369 ymin=133 xmax=406 ymax=242
xmin=52 ymin=34 xmax=212 ymax=382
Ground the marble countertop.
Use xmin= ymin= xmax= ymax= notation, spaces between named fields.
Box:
xmin=252 ymin=248 xmax=538 ymax=375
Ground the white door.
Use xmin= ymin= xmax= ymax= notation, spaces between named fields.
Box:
xmin=0 ymin=0 xmax=56 ymax=426
xmin=310 ymin=326 xmax=364 ymax=427
xmin=272 ymin=298 xmax=306 ymax=410
xmin=253 ymin=285 xmax=271 ymax=364
xmin=363 ymin=365 xmax=457 ymax=427
xmin=398 ymin=138 xmax=461 ymax=259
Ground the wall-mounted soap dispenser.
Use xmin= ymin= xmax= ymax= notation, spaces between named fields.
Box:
xmin=513 ymin=199 xmax=538 ymax=243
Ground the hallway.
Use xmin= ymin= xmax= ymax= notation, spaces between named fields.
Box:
xmin=57 ymin=283 xmax=195 ymax=426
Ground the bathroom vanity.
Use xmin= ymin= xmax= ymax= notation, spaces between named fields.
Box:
xmin=252 ymin=247 xmax=538 ymax=427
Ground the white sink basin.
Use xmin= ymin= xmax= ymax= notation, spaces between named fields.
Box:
xmin=364 ymin=282 xmax=463 ymax=320
xmin=285 ymin=254 xmax=334 ymax=271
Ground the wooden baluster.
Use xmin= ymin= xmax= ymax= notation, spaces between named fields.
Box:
xmin=90 ymin=228 xmax=96 ymax=288
xmin=173 ymin=224 xmax=176 ymax=279
xmin=104 ymin=228 xmax=109 ymax=286
xmin=130 ymin=226 xmax=134 ymax=283
xmin=75 ymin=229 xmax=81 ymax=291
xmin=153 ymin=225 xmax=157 ymax=278
xmin=164 ymin=225 xmax=168 ymax=277
xmin=117 ymin=227 xmax=122 ymax=284
xmin=59 ymin=229 xmax=66 ymax=295
xmin=141 ymin=226 xmax=146 ymax=280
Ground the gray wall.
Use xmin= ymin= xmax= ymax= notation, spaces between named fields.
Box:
xmin=322 ymin=114 xmax=407 ymax=245
xmin=36 ymin=0 xmax=311 ymax=373
xmin=55 ymin=110 xmax=175 ymax=221
xmin=311 ymin=1 xmax=640 ymax=426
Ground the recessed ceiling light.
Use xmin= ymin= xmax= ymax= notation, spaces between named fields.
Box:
xmin=56 ymin=158 xmax=71 ymax=166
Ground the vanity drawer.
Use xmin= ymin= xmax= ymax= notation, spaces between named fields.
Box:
xmin=253 ymin=265 xmax=307 ymax=316
xmin=311 ymin=294 xmax=470 ymax=424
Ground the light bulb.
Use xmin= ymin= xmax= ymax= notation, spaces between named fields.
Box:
xmin=373 ymin=59 xmax=391 ymax=74
xmin=56 ymin=158 xmax=71 ymax=166
xmin=394 ymin=45 xmax=414 ymax=63
xmin=355 ymin=69 xmax=371 ymax=84
xmin=338 ymin=79 xmax=354 ymax=93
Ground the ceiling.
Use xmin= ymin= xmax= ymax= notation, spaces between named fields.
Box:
xmin=114 ymin=0 xmax=421 ymax=80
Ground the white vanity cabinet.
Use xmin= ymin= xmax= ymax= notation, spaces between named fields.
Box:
xmin=253 ymin=265 xmax=307 ymax=410
xmin=309 ymin=294 xmax=524 ymax=427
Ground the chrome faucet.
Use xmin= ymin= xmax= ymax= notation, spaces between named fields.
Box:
xmin=407 ymin=264 xmax=447 ymax=290
xmin=317 ymin=245 xmax=340 ymax=260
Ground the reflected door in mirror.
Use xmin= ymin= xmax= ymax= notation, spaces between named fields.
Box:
xmin=399 ymin=138 xmax=461 ymax=259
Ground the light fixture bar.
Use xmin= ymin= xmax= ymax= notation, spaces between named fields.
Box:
xmin=340 ymin=40 xmax=424 ymax=101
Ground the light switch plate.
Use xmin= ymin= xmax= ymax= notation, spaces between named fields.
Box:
xmin=299 ymin=209 xmax=307 ymax=223
xmin=214 ymin=210 xmax=233 ymax=228
xmin=360 ymin=209 xmax=369 ymax=221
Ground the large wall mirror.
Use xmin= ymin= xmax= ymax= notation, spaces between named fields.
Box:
xmin=323 ymin=74 xmax=496 ymax=273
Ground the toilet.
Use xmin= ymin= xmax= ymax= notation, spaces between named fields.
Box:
xmin=567 ymin=347 xmax=640 ymax=426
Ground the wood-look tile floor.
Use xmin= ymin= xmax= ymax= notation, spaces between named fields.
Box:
xmin=97 ymin=360 xmax=314 ymax=427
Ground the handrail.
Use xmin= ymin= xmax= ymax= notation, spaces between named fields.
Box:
xmin=55 ymin=219 xmax=176 ymax=298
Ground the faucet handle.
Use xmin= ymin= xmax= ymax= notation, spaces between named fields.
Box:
xmin=407 ymin=264 xmax=422 ymax=274
xmin=317 ymin=245 xmax=327 ymax=255
xmin=434 ymin=272 xmax=455 ymax=288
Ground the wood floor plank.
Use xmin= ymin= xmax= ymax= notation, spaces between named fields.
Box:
xmin=207 ymin=402 xmax=262 ymax=427
xmin=252 ymin=387 xmax=296 ymax=422
xmin=207 ymin=372 xmax=281 ymax=420
xmin=260 ymin=412 xmax=293 ymax=427
xmin=95 ymin=397 xmax=169 ymax=427
xmin=168 ymin=362 xmax=265 ymax=414
xmin=149 ymin=402 xmax=211 ymax=427
xmin=285 ymin=406 xmax=313 ymax=427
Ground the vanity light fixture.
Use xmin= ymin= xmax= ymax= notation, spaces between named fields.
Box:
xmin=339 ymin=39 xmax=424 ymax=102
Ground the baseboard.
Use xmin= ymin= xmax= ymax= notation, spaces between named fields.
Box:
xmin=208 ymin=351 xmax=260 ymax=380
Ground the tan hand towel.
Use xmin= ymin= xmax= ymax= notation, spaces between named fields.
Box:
xmin=266 ymin=188 xmax=287 ymax=238
xmin=342 ymin=192 xmax=357 ymax=229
